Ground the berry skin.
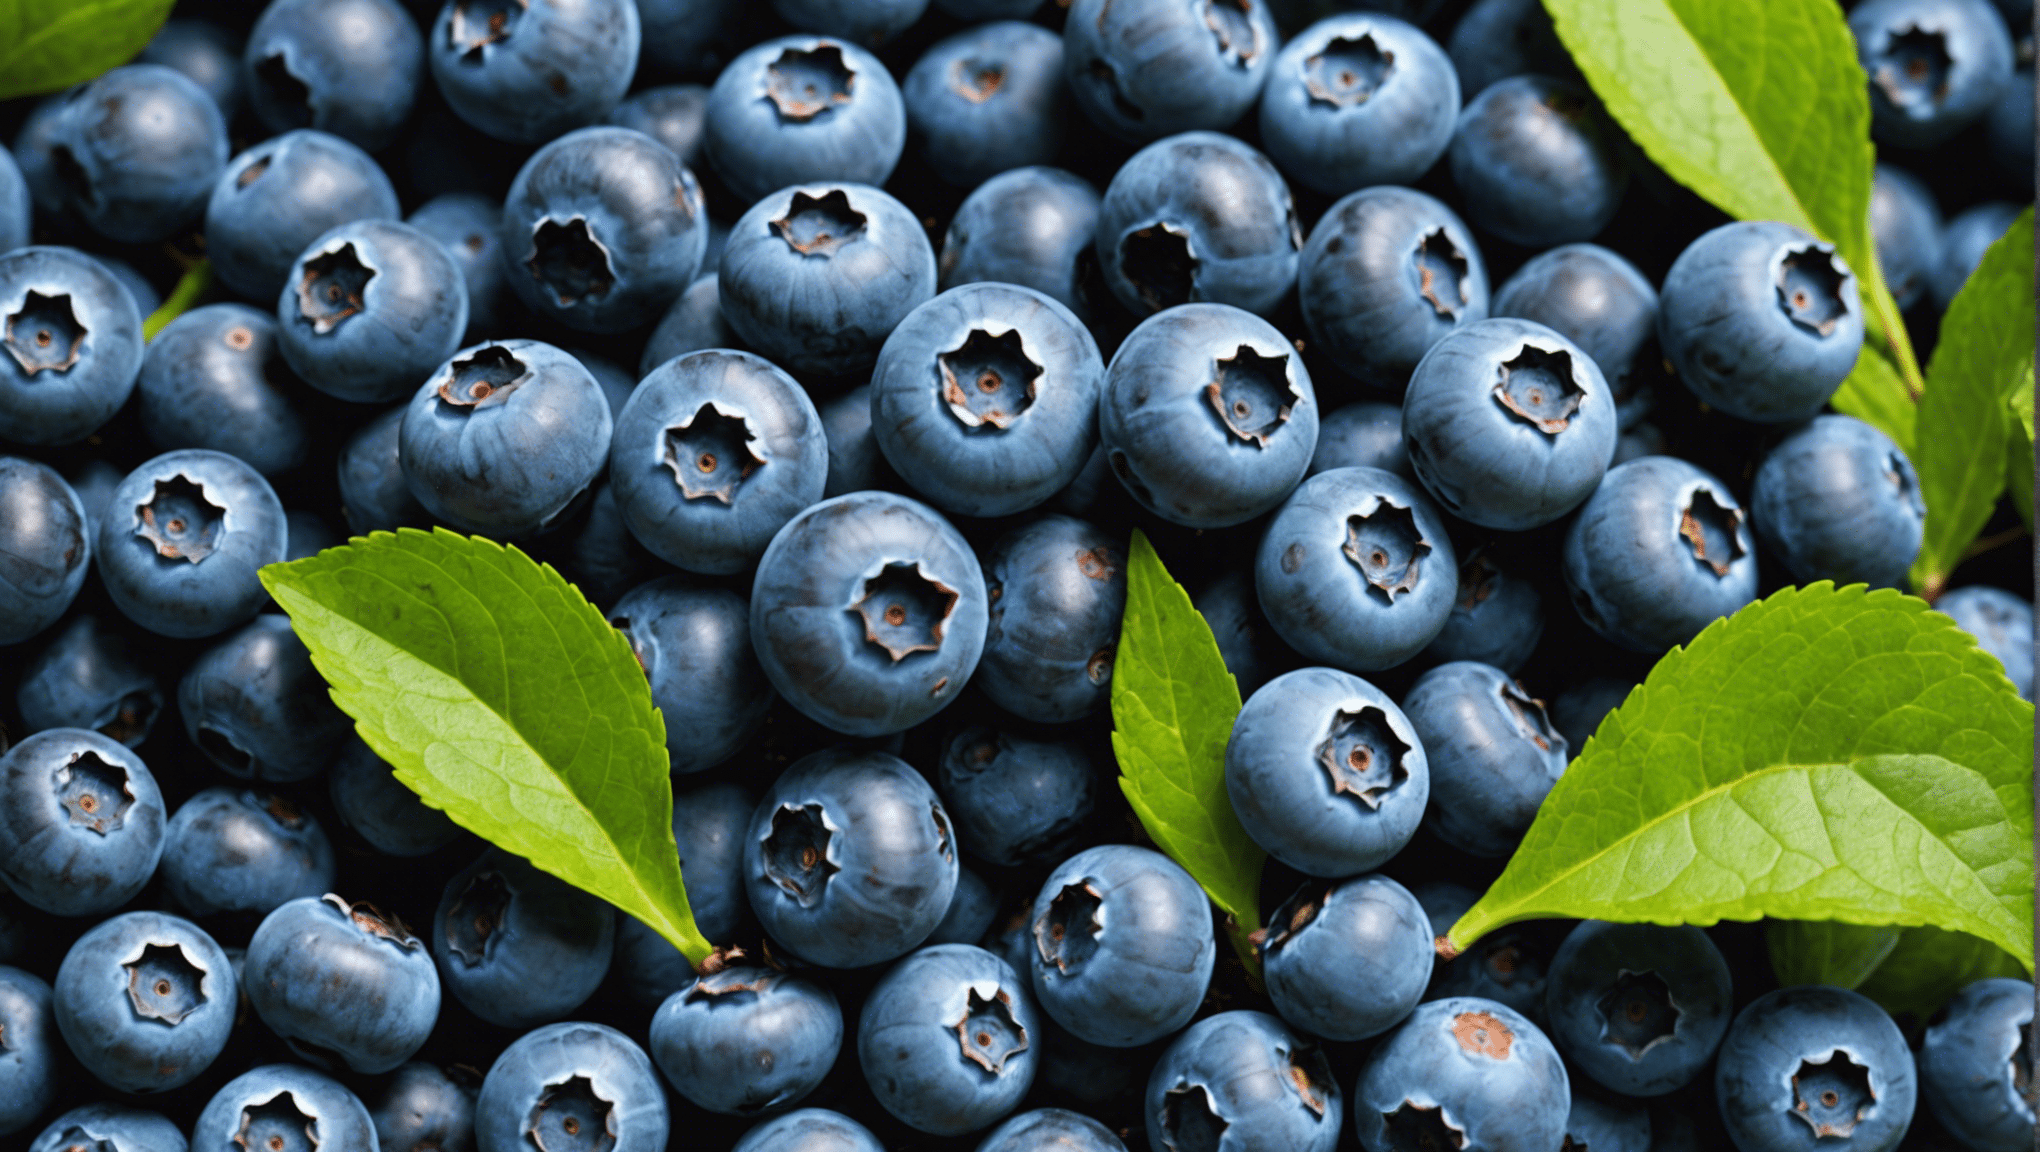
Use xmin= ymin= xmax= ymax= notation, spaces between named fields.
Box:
xmin=429 ymin=0 xmax=640 ymax=145
xmin=1543 ymin=921 xmax=1734 ymax=1097
xmin=0 ymin=145 xmax=28 ymax=255
xmin=650 ymin=965 xmax=843 ymax=1115
xmin=410 ymin=192 xmax=507 ymax=339
xmin=1412 ymin=880 xmax=1565 ymax=1028
xmin=903 ymin=23 xmax=1066 ymax=188
xmin=0 ymin=967 xmax=57 ymax=1136
xmin=732 ymin=1109 xmax=886 ymax=1152
xmin=938 ymin=726 xmax=1097 ymax=868
xmin=1448 ymin=74 xmax=1629 ymax=247
xmin=1490 ymin=242 xmax=1659 ymax=404
xmin=28 ymin=1104 xmax=187 ymax=1152
xmin=191 ymin=1064 xmax=378 ymax=1152
xmin=338 ymin=405 xmax=428 ymax=533
xmin=370 ymin=1063 xmax=478 ymax=1152
xmin=1403 ymin=661 xmax=1568 ymax=858
xmin=1062 ymin=0 xmax=1279 ymax=144
xmin=1258 ymin=14 xmax=1461 ymax=197
xmin=1931 ymin=200 xmax=2023 ymax=309
xmin=328 ymin=739 xmax=462 ymax=857
xmin=277 ymin=220 xmax=470 ymax=404
xmin=95 ymin=449 xmax=288 ymax=639
xmin=1421 ymin=547 xmax=1545 ymax=674
xmin=749 ymin=491 xmax=987 ymax=736
xmin=1261 ymin=875 xmax=1433 ymax=1041
xmin=975 ymin=1108 xmax=1127 ymax=1152
xmin=938 ymin=167 xmax=1102 ymax=321
xmin=244 ymin=894 xmax=441 ymax=1074
xmin=1750 ymin=415 xmax=1925 ymax=589
xmin=137 ymin=304 xmax=307 ymax=476
xmin=704 ymin=37 xmax=906 ymax=205
xmin=1254 ymin=466 xmax=1460 ymax=673
xmin=610 ymin=577 xmax=775 ymax=772
xmin=610 ymin=350 xmax=827 ymax=576
xmin=639 ymin=275 xmax=731 ymax=377
xmin=1446 ymin=0 xmax=1576 ymax=99
xmin=246 ymin=0 xmax=422 ymax=151
xmin=204 ymin=130 xmax=400 ymax=303
xmin=608 ymin=84 xmax=710 ymax=168
xmin=1311 ymin=401 xmax=1412 ymax=480
xmin=160 ymin=788 xmax=335 ymax=917
xmin=0 ymin=457 xmax=90 ymax=646
xmin=859 ymin=944 xmax=1041 ymax=1136
xmin=1028 ymin=843 xmax=1215 ymax=1047
xmin=1352 ymin=997 xmax=1571 ymax=1152
xmin=975 ymin=516 xmax=1126 ymax=722
xmin=1916 ymin=977 xmax=2036 ymax=1152
xmin=53 ymin=910 xmax=236 ymax=1092
xmin=1225 ymin=667 xmax=1430 ymax=877
xmin=1144 ymin=1010 xmax=1342 ymax=1152
xmin=1714 ymin=986 xmax=1916 ymax=1152
xmin=1938 ymin=585 xmax=2034 ymax=698
xmin=1562 ymin=1087 xmax=1652 ymax=1152
xmin=929 ymin=865 xmax=1001 ymax=946
xmin=179 ymin=614 xmax=351 ymax=782
xmin=1869 ymin=165 xmax=1943 ymax=311
xmin=142 ymin=19 xmax=246 ymax=119
xmin=44 ymin=65 xmax=227 ymax=245
xmin=475 ymin=1022 xmax=669 ymax=1152
xmin=0 ymin=728 xmax=165 ymax=917
xmin=1196 ymin=570 xmax=1292 ymax=698
xmin=744 ymin=747 xmax=959 ymax=969
xmin=433 ymin=849 xmax=616 ymax=1030
xmin=1852 ymin=0 xmax=2016 ymax=148
xmin=15 ymin=615 xmax=163 ymax=747
xmin=0 ymin=246 xmax=145 ymax=447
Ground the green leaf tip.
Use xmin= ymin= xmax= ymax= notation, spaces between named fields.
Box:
xmin=260 ymin=527 xmax=716 ymax=968
xmin=1446 ymin=582 xmax=2035 ymax=970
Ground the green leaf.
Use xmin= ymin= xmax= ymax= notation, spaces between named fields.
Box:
xmin=1766 ymin=920 xmax=1901 ymax=989
xmin=143 ymin=261 xmax=212 ymax=342
xmin=1445 ymin=583 xmax=2035 ymax=971
xmin=260 ymin=529 xmax=713 ymax=966
xmin=0 ymin=0 xmax=176 ymax=100
xmin=1909 ymin=210 xmax=2036 ymax=598
xmin=1853 ymin=925 xmax=2031 ymax=1022
xmin=2008 ymin=381 xmax=2034 ymax=533
xmin=1111 ymin=530 xmax=1262 ymax=973
xmin=1541 ymin=0 xmax=1924 ymax=425
xmin=1832 ymin=346 xmax=1917 ymax=458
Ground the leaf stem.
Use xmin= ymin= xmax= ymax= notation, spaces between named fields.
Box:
xmin=143 ymin=259 xmax=212 ymax=341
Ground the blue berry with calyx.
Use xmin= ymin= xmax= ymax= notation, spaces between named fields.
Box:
xmin=29 ymin=1104 xmax=187 ymax=1152
xmin=976 ymin=1109 xmax=1126 ymax=1152
xmin=1870 ymin=164 xmax=1943 ymax=312
xmin=1196 ymin=570 xmax=1292 ymax=697
xmin=719 ymin=183 xmax=937 ymax=379
xmin=1353 ymin=997 xmax=1571 ymax=1151
xmin=938 ymin=726 xmax=1097 ymax=867
xmin=650 ymin=965 xmax=844 ymax=1116
xmin=0 ymin=246 xmax=145 ymax=447
xmin=328 ymin=738 xmax=462 ymax=858
xmin=732 ymin=1109 xmax=885 ymax=1152
xmin=608 ymin=85 xmax=710 ymax=168
xmin=1658 ymin=220 xmax=1864 ymax=423
xmin=860 ymin=944 xmax=1041 ymax=1136
xmin=1261 ymin=875 xmax=1433 ymax=1041
xmin=0 ymin=456 xmax=90 ymax=646
xmin=1917 ymin=977 xmax=2035 ymax=1152
xmin=1491 ymin=242 xmax=1659 ymax=401
xmin=192 ymin=1064 xmax=378 ymax=1152
xmin=16 ymin=615 xmax=162 ymax=747
xmin=939 ymin=167 xmax=1102 ymax=322
xmin=429 ymin=0 xmax=639 ymax=144
xmin=1259 ymin=14 xmax=1461 ymax=197
xmin=409 ymin=193 xmax=506 ymax=339
xmin=1254 ymin=466 xmax=1459 ymax=673
xmin=476 ymin=1022 xmax=669 ymax=1152
xmin=179 ymin=614 xmax=352 ymax=782
xmin=400 ymin=340 xmax=614 ymax=538
xmin=1544 ymin=920 xmax=1734 ymax=1097
xmin=1145 ymin=1010 xmax=1342 ymax=1152
xmin=1420 ymin=546 xmax=1544 ymax=674
xmin=160 ymin=788 xmax=335 ymax=917
xmin=1932 ymin=200 xmax=2023 ymax=310
xmin=1563 ymin=1086 xmax=1652 ymax=1152
xmin=611 ymin=350 xmax=826 ymax=576
xmin=905 ymin=23 xmax=1066 ymax=188
xmin=1062 ymin=0 xmax=1279 ymax=144
xmin=137 ymin=304 xmax=306 ymax=476
xmin=53 ymin=909 xmax=236 ymax=1092
xmin=141 ymin=19 xmax=246 ymax=119
xmin=1938 ymin=585 xmax=2033 ymax=698
xmin=42 ymin=65 xmax=228 ymax=244
xmin=1563 ymin=456 xmax=1759 ymax=653
xmin=97 ymin=450 xmax=288 ymax=640
xmin=749 ymin=491 xmax=987 ymax=736
xmin=1226 ymin=667 xmax=1429 ymax=878
xmin=1449 ymin=74 xmax=1629 ymax=247
xmin=278 ymin=219 xmax=470 ymax=404
xmin=1412 ymin=880 xmax=1562 ymax=1027
xmin=1029 ymin=843 xmax=1214 ymax=1047
xmin=1100 ymin=303 xmax=1318 ymax=528
xmin=1404 ymin=661 xmax=1567 ymax=858
xmin=1096 ymin=132 xmax=1300 ymax=319
xmin=929 ymin=865 xmax=1000 ymax=945
xmin=433 ymin=848 xmax=616 ymax=1029
xmin=872 ymin=283 xmax=1104 ymax=519
xmin=704 ymin=36 xmax=905 ymax=205
xmin=244 ymin=894 xmax=440 ymax=1074
xmin=338 ymin=405 xmax=429 ymax=534
xmin=1312 ymin=401 xmax=1411 ymax=480
xmin=370 ymin=1063 xmax=477 ymax=1152
xmin=1751 ymin=415 xmax=1925 ymax=590
xmin=975 ymin=515 xmax=1125 ymax=723
xmin=204 ymin=130 xmax=400 ymax=303
xmin=745 ymin=746 xmax=959 ymax=969
xmin=1852 ymin=0 xmax=2016 ymax=148
xmin=1715 ymin=986 xmax=1916 ymax=1152
xmin=0 ymin=967 xmax=55 ymax=1136
xmin=614 ymin=781 xmax=757 ymax=1006
xmin=247 ymin=0 xmax=422 ymax=151
xmin=1298 ymin=186 xmax=1489 ymax=389
xmin=0 ymin=728 xmax=164 ymax=917
xmin=610 ymin=577 xmax=774 ymax=772
xmin=501 ymin=127 xmax=707 ymax=335
xmin=639 ymin=275 xmax=732 ymax=377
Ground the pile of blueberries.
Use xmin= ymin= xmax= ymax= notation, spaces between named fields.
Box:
xmin=0 ymin=0 xmax=2035 ymax=1148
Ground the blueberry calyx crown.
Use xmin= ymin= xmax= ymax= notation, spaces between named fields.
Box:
xmin=1342 ymin=500 xmax=1430 ymax=602
xmin=1492 ymin=344 xmax=1585 ymax=435
xmin=1205 ymin=345 xmax=1298 ymax=447
xmin=1676 ymin=487 xmax=1747 ymax=578
xmin=851 ymin=561 xmax=958 ymax=661
xmin=683 ymin=967 xmax=775 ymax=1003
xmin=1450 ymin=1008 xmax=1515 ymax=1059
xmin=236 ymin=154 xmax=273 ymax=190
xmin=449 ymin=0 xmax=525 ymax=64
xmin=443 ymin=870 xmax=510 ymax=964
xmin=4 ymin=290 xmax=87 ymax=374
xmin=1788 ymin=1051 xmax=1876 ymax=1138
xmin=1304 ymin=34 xmax=1394 ymax=108
xmin=296 ymin=243 xmax=373 ymax=336
xmin=1868 ymin=25 xmax=1952 ymax=117
xmin=1258 ymin=883 xmax=1328 ymax=956
xmin=1381 ymin=1100 xmax=1466 ymax=1150
xmin=940 ymin=327 xmax=1041 ymax=430
xmin=1596 ymin=969 xmax=1681 ymax=1059
xmin=257 ymin=791 xmax=310 ymax=832
xmin=124 ymin=941 xmax=208 ymax=1025
xmin=1411 ymin=229 xmax=1470 ymax=321
xmin=1317 ymin=705 xmax=1411 ymax=808
xmin=1284 ymin=1043 xmax=1336 ymax=1117
xmin=1497 ymin=679 xmax=1564 ymax=756
xmin=772 ymin=190 xmax=866 ymax=258
xmin=528 ymin=218 xmax=617 ymax=307
xmin=439 ymin=345 xmax=530 ymax=408
xmin=136 ymin=475 xmax=227 ymax=564
xmin=1160 ymin=1084 xmax=1227 ymax=1152
xmin=57 ymin=749 xmax=133 ymax=834
xmin=1119 ymin=222 xmax=1196 ymax=312
xmin=663 ymin=402 xmax=766 ymax=504
xmin=323 ymin=892 xmax=423 ymax=950
xmin=235 ymin=1092 xmax=320 ymax=1152
xmin=765 ymin=45 xmax=855 ymax=122
xmin=762 ymin=802 xmax=839 ymax=908
xmin=954 ymin=984 xmax=1029 ymax=1073
xmin=48 ymin=1126 xmax=117 ymax=1152
xmin=528 ymin=1075 xmax=617 ymax=1152
xmin=949 ymin=57 xmax=1005 ymax=105
xmin=1203 ymin=0 xmax=1263 ymax=68
xmin=1774 ymin=246 xmax=1850 ymax=338
xmin=1036 ymin=880 xmax=1103 ymax=974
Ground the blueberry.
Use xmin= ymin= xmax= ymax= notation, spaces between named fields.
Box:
xmin=1254 ymin=466 xmax=1459 ymax=672
xmin=774 ymin=0 xmax=928 ymax=45
xmin=53 ymin=910 xmax=236 ymax=1092
xmin=1063 ymin=0 xmax=1279 ymax=143
xmin=140 ymin=19 xmax=247 ymax=120
xmin=278 ymin=220 xmax=470 ymax=404
xmin=29 ymin=1104 xmax=187 ymax=1152
xmin=433 ymin=848 xmax=615 ymax=1029
xmin=1145 ymin=1010 xmax=1341 ymax=1152
xmin=205 ymin=130 xmax=401 ymax=303
xmin=1658 ymin=220 xmax=1864 ymax=423
xmin=610 ymin=350 xmax=827 ymax=575
xmin=1938 ymin=585 xmax=2034 ymax=698
xmin=639 ymin=275 xmax=733 ymax=377
xmin=858 ymin=944 xmax=1040 ymax=1135
xmin=750 ymin=491 xmax=987 ymax=736
xmin=247 ymin=0 xmax=422 ymax=150
xmin=704 ymin=37 xmax=906 ymax=205
xmin=1446 ymin=0 xmax=1575 ymax=98
xmin=1311 ymin=402 xmax=1411 ymax=480
xmin=1546 ymin=676 xmax=1634 ymax=752
xmin=409 ymin=193 xmax=507 ymax=339
xmin=819 ymin=383 xmax=888 ymax=498
xmin=719 ymin=183 xmax=937 ymax=379
xmin=1029 ymin=843 xmax=1214 ymax=1047
xmin=0 ymin=967 xmax=56 ymax=1136
xmin=613 ymin=781 xmax=757 ymax=1006
xmin=15 ymin=615 xmax=162 ymax=747
xmin=13 ymin=97 xmax=75 ymax=229
xmin=1562 ymin=456 xmax=1759 ymax=652
xmin=1095 ymin=132 xmax=1300 ymax=319
xmin=1261 ymin=875 xmax=1432 ymax=1041
xmin=244 ymin=894 xmax=438 ymax=1073
xmin=1101 ymin=303 xmax=1318 ymax=527
xmin=66 ymin=458 xmax=123 ymax=538
xmin=1715 ymin=986 xmax=1916 ymax=1152
xmin=0 ymin=246 xmax=145 ymax=446
xmin=1353 ymin=997 xmax=1570 ymax=1151
xmin=1853 ymin=0 xmax=2016 ymax=147
xmin=43 ymin=66 xmax=228 ymax=244
xmin=608 ymin=85 xmax=710 ymax=169
xmin=338 ymin=405 xmax=429 ymax=533
xmin=1751 ymin=415 xmax=1925 ymax=589
xmin=939 ymin=167 xmax=1103 ymax=321
xmin=905 ymin=23 xmax=1065 ymax=187
xmin=0 ymin=457 xmax=90 ymax=645
xmin=179 ymin=614 xmax=352 ymax=782
xmin=1449 ymin=74 xmax=1629 ymax=247
xmin=1421 ymin=547 xmax=1545 ymax=674
xmin=1225 ymin=667 xmax=1428 ymax=877
xmin=984 ymin=522 xmax=1128 ymax=721
xmin=1491 ymin=242 xmax=1659 ymax=401
xmin=136 ymin=304 xmax=307 ymax=476
xmin=1298 ymin=186 xmax=1489 ymax=388
xmin=1259 ymin=14 xmax=1460 ymax=196
xmin=732 ymin=1109 xmax=885 ymax=1152
xmin=1985 ymin=67 xmax=2034 ymax=180
xmin=1870 ymin=165 xmax=1943 ymax=311
xmin=476 ymin=1022 xmax=668 ymax=1152
xmin=429 ymin=0 xmax=639 ymax=144
xmin=0 ymin=157 xmax=26 ymax=258
xmin=0 ymin=729 xmax=165 ymax=916
xmin=328 ymin=738 xmax=462 ymax=857
xmin=1196 ymin=570 xmax=1291 ymax=697
xmin=938 ymin=726 xmax=1097 ymax=867
xmin=607 ymin=578 xmax=773 ymax=772
xmin=89 ymin=253 xmax=163 ymax=319
xmin=160 ymin=788 xmax=335 ymax=917
xmin=1931 ymin=200 xmax=2023 ymax=310
xmin=975 ymin=1108 xmax=1126 ymax=1152
xmin=1544 ymin=921 xmax=1733 ymax=1097
xmin=399 ymin=340 xmax=614 ymax=537
xmin=1403 ymin=661 xmax=1566 ymax=858
xmin=929 ymin=865 xmax=1001 ymax=946
xmin=371 ymin=1063 xmax=478 ymax=1152
xmin=745 ymin=746 xmax=959 ymax=968
xmin=536 ymin=477 xmax=662 ymax=611
xmin=192 ymin=1064 xmax=378 ymax=1152
xmin=581 ymin=350 xmax=645 ymax=418
xmin=1563 ymin=1087 xmax=1652 ymax=1152
xmin=1411 ymin=881 xmax=1562 ymax=1026
xmin=650 ymin=965 xmax=843 ymax=1115
xmin=1917 ymin=977 xmax=2035 ymax=1151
